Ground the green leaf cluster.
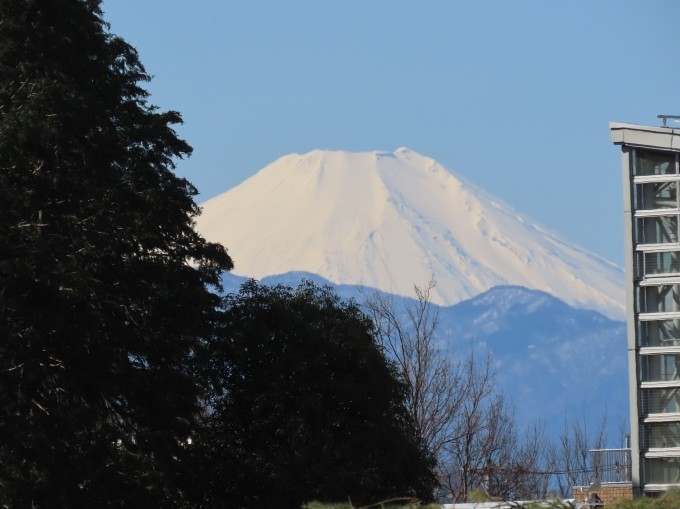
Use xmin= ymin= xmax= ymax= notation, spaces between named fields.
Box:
xmin=188 ymin=281 xmax=436 ymax=508
xmin=0 ymin=0 xmax=232 ymax=506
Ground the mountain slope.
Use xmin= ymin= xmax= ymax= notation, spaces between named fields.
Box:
xmin=441 ymin=286 xmax=628 ymax=436
xmin=197 ymin=148 xmax=624 ymax=319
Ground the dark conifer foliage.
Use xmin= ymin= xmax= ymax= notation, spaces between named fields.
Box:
xmin=0 ymin=0 xmax=232 ymax=506
xmin=191 ymin=281 xmax=436 ymax=509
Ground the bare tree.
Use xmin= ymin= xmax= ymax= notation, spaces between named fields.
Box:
xmin=365 ymin=282 xmax=555 ymax=503
xmin=551 ymin=410 xmax=608 ymax=497
xmin=441 ymin=352 xmax=520 ymax=502
xmin=511 ymin=421 xmax=555 ymax=500
xmin=442 ymin=357 xmax=555 ymax=502
xmin=363 ymin=281 xmax=466 ymax=465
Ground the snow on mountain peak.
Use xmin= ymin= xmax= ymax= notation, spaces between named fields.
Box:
xmin=196 ymin=148 xmax=624 ymax=319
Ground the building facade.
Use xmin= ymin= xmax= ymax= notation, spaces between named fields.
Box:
xmin=611 ymin=122 xmax=680 ymax=494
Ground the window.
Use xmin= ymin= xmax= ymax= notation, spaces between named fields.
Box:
xmin=641 ymin=353 xmax=680 ymax=382
xmin=634 ymin=150 xmax=677 ymax=177
xmin=635 ymin=181 xmax=678 ymax=210
xmin=638 ymin=285 xmax=680 ymax=314
xmin=636 ymin=251 xmax=680 ymax=277
xmin=642 ymin=387 xmax=680 ymax=414
xmin=636 ymin=216 xmax=679 ymax=245
xmin=638 ymin=319 xmax=680 ymax=347
xmin=642 ymin=422 xmax=680 ymax=449
xmin=644 ymin=457 xmax=680 ymax=484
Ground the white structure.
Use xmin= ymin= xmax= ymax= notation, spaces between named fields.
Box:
xmin=611 ymin=121 xmax=680 ymax=494
xmin=441 ymin=501 xmax=581 ymax=509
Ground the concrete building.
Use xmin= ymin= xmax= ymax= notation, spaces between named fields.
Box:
xmin=611 ymin=120 xmax=680 ymax=494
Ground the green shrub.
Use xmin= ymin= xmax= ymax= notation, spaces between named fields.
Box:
xmin=611 ymin=489 xmax=680 ymax=508
xmin=303 ymin=503 xmax=353 ymax=509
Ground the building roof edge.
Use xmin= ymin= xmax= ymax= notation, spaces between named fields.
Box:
xmin=610 ymin=122 xmax=680 ymax=151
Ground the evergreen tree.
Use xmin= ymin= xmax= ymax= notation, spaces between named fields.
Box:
xmin=192 ymin=280 xmax=436 ymax=509
xmin=0 ymin=0 xmax=232 ymax=506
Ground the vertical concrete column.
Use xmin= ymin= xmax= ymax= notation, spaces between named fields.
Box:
xmin=621 ymin=145 xmax=641 ymax=493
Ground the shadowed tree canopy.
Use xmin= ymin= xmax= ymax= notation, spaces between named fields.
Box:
xmin=0 ymin=0 xmax=232 ymax=506
xmin=191 ymin=280 xmax=436 ymax=509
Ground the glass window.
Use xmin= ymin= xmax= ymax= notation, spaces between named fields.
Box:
xmin=639 ymin=319 xmax=680 ymax=347
xmin=635 ymin=181 xmax=678 ymax=210
xmin=635 ymin=150 xmax=676 ymax=176
xmin=644 ymin=457 xmax=680 ymax=484
xmin=641 ymin=353 xmax=680 ymax=382
xmin=636 ymin=216 xmax=679 ymax=245
xmin=637 ymin=285 xmax=680 ymax=313
xmin=642 ymin=388 xmax=680 ymax=414
xmin=642 ymin=422 xmax=680 ymax=449
xmin=642 ymin=251 xmax=680 ymax=276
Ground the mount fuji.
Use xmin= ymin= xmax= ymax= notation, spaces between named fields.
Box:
xmin=196 ymin=147 xmax=624 ymax=320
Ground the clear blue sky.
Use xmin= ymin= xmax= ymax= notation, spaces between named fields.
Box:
xmin=102 ymin=0 xmax=680 ymax=266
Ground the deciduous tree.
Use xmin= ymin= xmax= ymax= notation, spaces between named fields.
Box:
xmin=551 ymin=411 xmax=608 ymax=498
xmin=364 ymin=282 xmax=466 ymax=467
xmin=365 ymin=282 xmax=554 ymax=502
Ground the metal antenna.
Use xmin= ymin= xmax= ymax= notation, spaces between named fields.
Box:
xmin=658 ymin=114 xmax=680 ymax=127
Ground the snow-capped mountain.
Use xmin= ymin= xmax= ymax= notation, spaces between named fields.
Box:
xmin=196 ymin=148 xmax=624 ymax=319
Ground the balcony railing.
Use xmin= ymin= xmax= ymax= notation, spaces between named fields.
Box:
xmin=590 ymin=448 xmax=632 ymax=484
